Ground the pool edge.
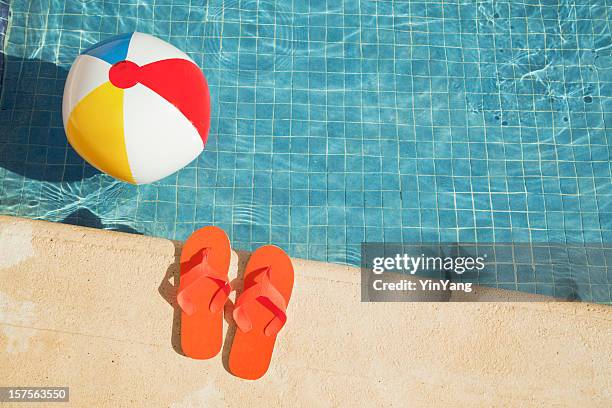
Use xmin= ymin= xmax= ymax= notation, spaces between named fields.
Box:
xmin=0 ymin=214 xmax=611 ymax=406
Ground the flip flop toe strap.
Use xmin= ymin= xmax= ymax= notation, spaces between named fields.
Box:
xmin=177 ymin=248 xmax=231 ymax=315
xmin=233 ymin=267 xmax=287 ymax=337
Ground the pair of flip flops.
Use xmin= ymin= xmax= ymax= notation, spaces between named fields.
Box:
xmin=177 ymin=226 xmax=294 ymax=380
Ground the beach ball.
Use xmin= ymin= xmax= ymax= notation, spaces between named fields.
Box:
xmin=62 ymin=32 xmax=210 ymax=184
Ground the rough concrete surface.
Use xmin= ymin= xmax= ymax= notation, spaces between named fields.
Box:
xmin=0 ymin=215 xmax=610 ymax=407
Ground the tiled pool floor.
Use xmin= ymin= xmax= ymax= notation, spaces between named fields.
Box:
xmin=0 ymin=0 xmax=610 ymax=303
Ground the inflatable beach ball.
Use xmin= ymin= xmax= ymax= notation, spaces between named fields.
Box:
xmin=62 ymin=32 xmax=210 ymax=184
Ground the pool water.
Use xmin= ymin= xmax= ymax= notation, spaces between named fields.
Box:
xmin=0 ymin=0 xmax=610 ymax=303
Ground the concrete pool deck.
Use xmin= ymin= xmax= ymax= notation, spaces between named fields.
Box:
xmin=0 ymin=215 xmax=611 ymax=407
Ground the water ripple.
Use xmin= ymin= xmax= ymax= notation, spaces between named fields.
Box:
xmin=232 ymin=202 xmax=270 ymax=226
xmin=203 ymin=0 xmax=298 ymax=83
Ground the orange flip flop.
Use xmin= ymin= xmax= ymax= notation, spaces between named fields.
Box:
xmin=177 ymin=226 xmax=231 ymax=359
xmin=229 ymin=245 xmax=294 ymax=380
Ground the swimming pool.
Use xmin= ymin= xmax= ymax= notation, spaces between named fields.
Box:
xmin=0 ymin=1 xmax=610 ymax=303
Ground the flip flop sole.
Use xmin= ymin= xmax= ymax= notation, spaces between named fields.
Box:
xmin=179 ymin=226 xmax=231 ymax=359
xmin=229 ymin=245 xmax=294 ymax=379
